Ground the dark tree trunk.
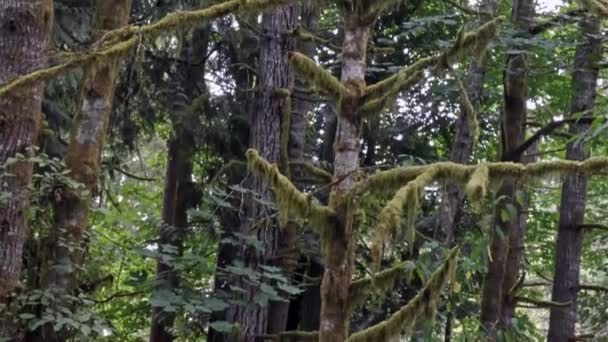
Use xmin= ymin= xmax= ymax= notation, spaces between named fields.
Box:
xmin=548 ymin=16 xmax=601 ymax=342
xmin=0 ymin=0 xmax=53 ymax=337
xmin=285 ymin=1 xmax=322 ymax=331
xmin=209 ymin=3 xmax=296 ymax=341
xmin=480 ymin=0 xmax=533 ymax=336
xmin=150 ymin=20 xmax=209 ymax=342
xmin=437 ymin=0 xmax=496 ymax=245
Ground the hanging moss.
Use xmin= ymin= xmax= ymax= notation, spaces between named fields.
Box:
xmin=464 ymin=164 xmax=489 ymax=203
xmin=371 ymin=168 xmax=439 ymax=268
xmin=0 ymin=0 xmax=288 ymax=96
xmin=435 ymin=16 xmax=505 ymax=70
xmin=359 ymin=70 xmax=425 ymax=118
xmin=289 ymin=161 xmax=333 ymax=183
xmin=347 ymin=247 xmax=460 ymax=342
xmin=361 ymin=17 xmax=503 ymax=118
xmin=456 ymin=76 xmax=479 ymax=148
xmin=246 ymin=149 xmax=337 ymax=230
xmin=349 ymin=260 xmax=416 ymax=310
xmin=365 ymin=57 xmax=435 ymax=101
xmin=289 ymin=51 xmax=351 ymax=98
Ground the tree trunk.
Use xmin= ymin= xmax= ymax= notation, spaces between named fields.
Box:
xmin=49 ymin=0 xmax=133 ymax=291
xmin=0 ymin=0 xmax=53 ymax=336
xmin=320 ymin=13 xmax=370 ymax=342
xmin=209 ymin=4 xmax=296 ymax=341
xmin=548 ymin=16 xmax=601 ymax=342
xmin=150 ymin=18 xmax=209 ymax=341
xmin=480 ymin=0 xmax=532 ymax=336
xmin=437 ymin=0 xmax=496 ymax=245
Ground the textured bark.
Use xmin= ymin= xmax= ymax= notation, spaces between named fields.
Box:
xmin=480 ymin=0 xmax=532 ymax=337
xmin=150 ymin=20 xmax=208 ymax=342
xmin=320 ymin=12 xmax=370 ymax=342
xmin=548 ymin=16 xmax=601 ymax=342
xmin=149 ymin=139 xmax=194 ymax=342
xmin=0 ymin=0 xmax=53 ymax=319
xmin=437 ymin=0 xmax=496 ymax=245
xmin=209 ymin=4 xmax=296 ymax=341
xmin=49 ymin=0 xmax=132 ymax=291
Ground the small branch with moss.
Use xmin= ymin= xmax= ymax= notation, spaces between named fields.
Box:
xmin=514 ymin=296 xmax=571 ymax=308
xmin=349 ymin=261 xmax=416 ymax=310
xmin=0 ymin=0 xmax=287 ymax=96
xmin=347 ymin=247 xmax=460 ymax=342
xmin=246 ymin=149 xmax=337 ymax=230
xmin=361 ymin=16 xmax=504 ymax=118
xmin=456 ymin=76 xmax=479 ymax=149
xmin=289 ymin=51 xmax=351 ymax=98
xmin=355 ymin=157 xmax=608 ymax=197
xmin=256 ymin=331 xmax=319 ymax=341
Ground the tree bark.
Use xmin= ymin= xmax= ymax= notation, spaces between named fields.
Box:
xmin=209 ymin=4 xmax=296 ymax=341
xmin=320 ymin=12 xmax=370 ymax=342
xmin=480 ymin=0 xmax=533 ymax=337
xmin=49 ymin=0 xmax=133 ymax=291
xmin=548 ymin=16 xmax=601 ymax=342
xmin=437 ymin=0 xmax=496 ymax=245
xmin=0 ymin=0 xmax=53 ymax=336
xmin=150 ymin=17 xmax=209 ymax=342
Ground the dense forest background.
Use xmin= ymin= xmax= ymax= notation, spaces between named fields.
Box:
xmin=1 ymin=0 xmax=608 ymax=341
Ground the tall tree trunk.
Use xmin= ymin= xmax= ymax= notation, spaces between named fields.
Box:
xmin=150 ymin=139 xmax=194 ymax=342
xmin=480 ymin=0 xmax=533 ymax=337
xmin=437 ymin=0 xmax=496 ymax=245
xmin=0 ymin=0 xmax=53 ymax=336
xmin=285 ymin=0 xmax=322 ymax=331
xmin=320 ymin=12 xmax=370 ymax=342
xmin=150 ymin=18 xmax=209 ymax=342
xmin=548 ymin=16 xmax=601 ymax=342
xmin=210 ymin=4 xmax=296 ymax=341
xmin=49 ymin=0 xmax=133 ymax=291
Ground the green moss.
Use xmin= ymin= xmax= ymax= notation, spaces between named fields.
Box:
xmin=289 ymin=51 xmax=351 ymax=98
xmin=456 ymin=76 xmax=479 ymax=148
xmin=246 ymin=149 xmax=337 ymax=231
xmin=0 ymin=0 xmax=287 ymax=96
xmin=347 ymin=247 xmax=460 ymax=342
xmin=289 ymin=161 xmax=333 ymax=183
xmin=464 ymin=164 xmax=489 ymax=203
xmin=349 ymin=261 xmax=416 ymax=310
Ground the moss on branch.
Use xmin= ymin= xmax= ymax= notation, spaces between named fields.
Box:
xmin=578 ymin=0 xmax=608 ymax=16
xmin=361 ymin=17 xmax=503 ymax=118
xmin=349 ymin=261 xmax=416 ymax=310
xmin=0 ymin=0 xmax=287 ymax=96
xmin=246 ymin=149 xmax=337 ymax=230
xmin=464 ymin=164 xmax=489 ymax=203
xmin=347 ymin=247 xmax=460 ymax=342
xmin=289 ymin=51 xmax=350 ymax=98
xmin=456 ymin=76 xmax=480 ymax=148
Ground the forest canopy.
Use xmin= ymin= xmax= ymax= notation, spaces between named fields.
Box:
xmin=1 ymin=0 xmax=608 ymax=341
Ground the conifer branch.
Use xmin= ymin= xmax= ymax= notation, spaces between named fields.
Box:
xmin=514 ymin=296 xmax=571 ymax=308
xmin=354 ymin=157 xmax=608 ymax=197
xmin=289 ymin=51 xmax=351 ymax=98
xmin=361 ymin=16 xmax=504 ymax=118
xmin=0 ymin=0 xmax=287 ymax=96
xmin=347 ymin=247 xmax=460 ymax=342
xmin=349 ymin=261 xmax=416 ymax=310
xmin=246 ymin=149 xmax=337 ymax=230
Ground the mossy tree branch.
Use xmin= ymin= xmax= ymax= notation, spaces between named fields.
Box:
xmin=246 ymin=149 xmax=337 ymax=230
xmin=0 ymin=0 xmax=288 ymax=96
xmin=349 ymin=261 xmax=416 ymax=310
xmin=289 ymin=51 xmax=351 ymax=98
xmin=360 ymin=16 xmax=504 ymax=118
xmin=346 ymin=247 xmax=460 ymax=342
